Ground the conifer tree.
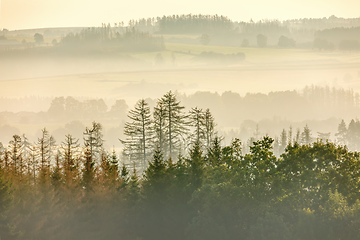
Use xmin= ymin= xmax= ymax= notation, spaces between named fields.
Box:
xmin=189 ymin=107 xmax=205 ymax=146
xmin=347 ymin=119 xmax=360 ymax=150
xmin=204 ymin=108 xmax=216 ymax=148
xmin=122 ymin=99 xmax=153 ymax=169
xmin=9 ymin=135 xmax=22 ymax=176
xmin=61 ymin=134 xmax=79 ymax=188
xmin=0 ymin=166 xmax=13 ymax=240
xmin=335 ymin=119 xmax=347 ymax=145
xmin=143 ymin=148 xmax=167 ymax=191
xmin=126 ymin=167 xmax=140 ymax=204
xmin=158 ymin=91 xmax=188 ymax=159
xmin=83 ymin=121 xmax=103 ymax=162
xmin=153 ymin=99 xmax=167 ymax=154
xmin=187 ymin=141 xmax=205 ymax=190
xmin=206 ymin=136 xmax=222 ymax=166
xmin=280 ymin=129 xmax=287 ymax=153
xmin=301 ymin=124 xmax=313 ymax=145
xmin=82 ymin=148 xmax=96 ymax=193
xmin=294 ymin=128 xmax=301 ymax=144
xmin=50 ymin=152 xmax=62 ymax=188
xmin=108 ymin=149 xmax=119 ymax=189
xmin=288 ymin=126 xmax=293 ymax=145
xmin=120 ymin=163 xmax=129 ymax=187
xmin=37 ymin=128 xmax=55 ymax=184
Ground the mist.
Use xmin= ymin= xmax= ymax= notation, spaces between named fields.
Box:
xmin=1 ymin=13 xmax=360 ymax=240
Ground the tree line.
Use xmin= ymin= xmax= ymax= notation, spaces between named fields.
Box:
xmin=1 ymin=132 xmax=360 ymax=239
xmin=1 ymin=91 xmax=360 ymax=239
xmin=120 ymin=91 xmax=216 ymax=170
xmin=57 ymin=26 xmax=164 ymax=52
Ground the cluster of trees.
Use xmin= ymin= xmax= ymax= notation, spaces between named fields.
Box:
xmin=1 ymin=126 xmax=360 ymax=239
xmin=55 ymin=24 xmax=164 ymax=51
xmin=127 ymin=14 xmax=360 ymax=48
xmin=314 ymin=27 xmax=360 ymax=51
xmin=47 ymin=97 xmax=128 ymax=121
xmin=156 ymin=14 xmax=233 ymax=34
xmin=3 ymin=14 xmax=360 ymax=51
xmin=0 ymin=86 xmax=357 ymax=149
xmin=336 ymin=119 xmax=360 ymax=150
xmin=121 ymin=91 xmax=216 ymax=170
xmin=57 ymin=26 xmax=164 ymax=52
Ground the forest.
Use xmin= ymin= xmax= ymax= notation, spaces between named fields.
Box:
xmin=2 ymin=14 xmax=360 ymax=51
xmin=1 ymin=91 xmax=360 ymax=240
xmin=1 ymin=12 xmax=360 ymax=240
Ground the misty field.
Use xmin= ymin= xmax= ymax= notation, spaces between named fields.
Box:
xmin=1 ymin=44 xmax=360 ymax=110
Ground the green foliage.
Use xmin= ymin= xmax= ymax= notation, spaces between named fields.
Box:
xmin=157 ymin=14 xmax=232 ymax=34
xmin=0 ymin=114 xmax=360 ymax=239
xmin=0 ymin=168 xmax=14 ymax=239
xmin=256 ymin=34 xmax=267 ymax=48
xmin=278 ymin=35 xmax=296 ymax=48
xmin=59 ymin=26 xmax=164 ymax=52
xmin=33 ymin=33 xmax=44 ymax=44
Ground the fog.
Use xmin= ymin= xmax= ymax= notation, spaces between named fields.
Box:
xmin=2 ymin=13 xmax=360 ymax=240
xmin=1 ymin=21 xmax=360 ymax=150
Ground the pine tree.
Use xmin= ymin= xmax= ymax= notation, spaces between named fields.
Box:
xmin=204 ymin=108 xmax=216 ymax=148
xmin=126 ymin=167 xmax=140 ymax=204
xmin=9 ymin=135 xmax=22 ymax=176
xmin=153 ymin=99 xmax=167 ymax=154
xmin=82 ymin=148 xmax=96 ymax=193
xmin=187 ymin=141 xmax=204 ymax=190
xmin=301 ymin=124 xmax=313 ymax=145
xmin=288 ymin=126 xmax=293 ymax=146
xmin=159 ymin=91 xmax=188 ymax=159
xmin=50 ymin=151 xmax=62 ymax=188
xmin=61 ymin=134 xmax=79 ymax=188
xmin=143 ymin=148 xmax=167 ymax=190
xmin=120 ymin=163 xmax=129 ymax=185
xmin=280 ymin=129 xmax=287 ymax=153
xmin=294 ymin=128 xmax=301 ymax=144
xmin=108 ymin=149 xmax=119 ymax=188
xmin=83 ymin=121 xmax=103 ymax=163
xmin=121 ymin=99 xmax=153 ymax=170
xmin=189 ymin=107 xmax=205 ymax=145
xmin=0 ymin=166 xmax=13 ymax=240
xmin=335 ymin=119 xmax=347 ymax=146
xmin=37 ymin=128 xmax=55 ymax=185
xmin=206 ymin=136 xmax=222 ymax=166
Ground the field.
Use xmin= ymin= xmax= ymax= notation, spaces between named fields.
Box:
xmin=1 ymin=42 xmax=360 ymax=110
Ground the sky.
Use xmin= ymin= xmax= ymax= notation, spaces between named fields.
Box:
xmin=0 ymin=0 xmax=360 ymax=30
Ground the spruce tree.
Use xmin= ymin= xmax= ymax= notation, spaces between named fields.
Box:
xmin=280 ymin=129 xmax=287 ymax=153
xmin=335 ymin=119 xmax=347 ymax=146
xmin=0 ymin=166 xmax=13 ymax=239
xmin=204 ymin=108 xmax=216 ymax=148
xmin=61 ymin=134 xmax=79 ymax=188
xmin=83 ymin=121 xmax=103 ymax=162
xmin=158 ymin=91 xmax=188 ymax=159
xmin=121 ymin=99 xmax=153 ymax=170
xmin=187 ymin=141 xmax=205 ymax=190
xmin=301 ymin=124 xmax=313 ymax=145
xmin=153 ymin=99 xmax=167 ymax=154
xmin=37 ymin=128 xmax=55 ymax=184
xmin=189 ymin=107 xmax=205 ymax=146
xmin=9 ymin=135 xmax=22 ymax=176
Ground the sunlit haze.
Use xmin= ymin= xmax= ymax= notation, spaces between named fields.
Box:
xmin=0 ymin=0 xmax=360 ymax=29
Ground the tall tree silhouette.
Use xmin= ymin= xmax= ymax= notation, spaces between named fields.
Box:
xmin=122 ymin=99 xmax=153 ymax=169
xmin=158 ymin=91 xmax=188 ymax=159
